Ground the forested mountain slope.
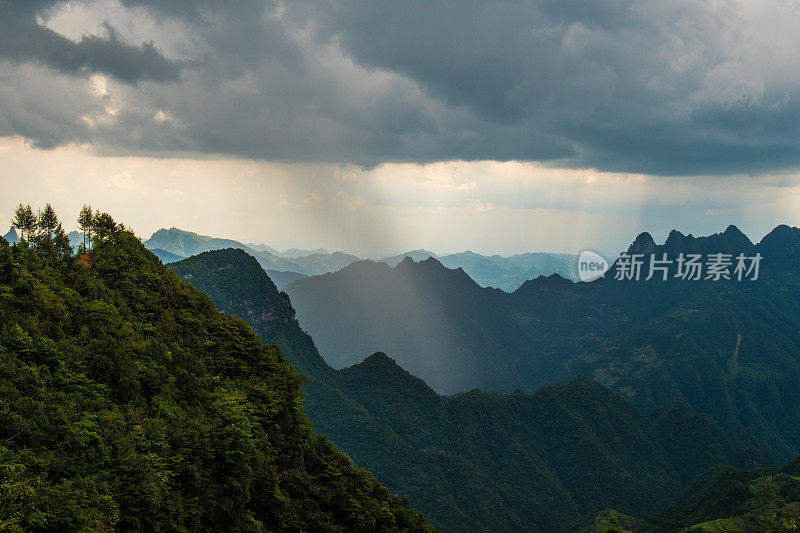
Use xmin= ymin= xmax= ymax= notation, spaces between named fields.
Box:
xmin=642 ymin=454 xmax=800 ymax=531
xmin=170 ymin=248 xmax=333 ymax=382
xmin=0 ymin=226 xmax=431 ymax=531
xmin=285 ymin=225 xmax=800 ymax=462
xmin=172 ymin=248 xmax=760 ymax=532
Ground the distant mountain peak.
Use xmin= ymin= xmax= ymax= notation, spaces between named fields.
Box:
xmin=772 ymin=223 xmax=793 ymax=232
xmin=246 ymin=242 xmax=282 ymax=255
xmin=665 ymin=228 xmax=685 ymax=241
xmin=359 ymin=351 xmax=397 ymax=367
xmin=759 ymin=224 xmax=800 ymax=245
xmin=627 ymin=232 xmax=657 ymax=254
xmin=344 ymin=352 xmax=411 ymax=379
xmin=395 ymin=255 xmax=475 ymax=283
xmin=339 ymin=351 xmax=440 ymax=403
xmin=515 ymin=272 xmax=573 ymax=293
xmin=3 ymin=227 xmax=19 ymax=244
xmin=720 ymin=224 xmax=754 ymax=248
xmin=724 ymin=224 xmax=745 ymax=236
xmin=395 ymin=255 xmax=426 ymax=269
xmin=154 ymin=227 xmax=194 ymax=237
xmin=280 ymin=247 xmax=330 ymax=258
xmin=757 ymin=224 xmax=800 ymax=262
xmin=639 ymin=225 xmax=756 ymax=256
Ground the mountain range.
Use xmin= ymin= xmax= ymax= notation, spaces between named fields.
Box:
xmin=142 ymin=227 xmax=581 ymax=290
xmin=283 ymin=224 xmax=800 ymax=464
xmin=246 ymin=242 xmax=330 ymax=257
xmin=170 ymin=246 xmax=769 ymax=532
xmin=6 ymin=225 xmax=584 ymax=291
xmin=143 ymin=228 xmax=362 ymax=280
xmin=379 ymin=249 xmax=583 ymax=290
xmin=5 ymin=215 xmax=799 ymax=531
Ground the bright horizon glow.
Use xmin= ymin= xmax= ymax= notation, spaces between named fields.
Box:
xmin=1 ymin=137 xmax=798 ymax=259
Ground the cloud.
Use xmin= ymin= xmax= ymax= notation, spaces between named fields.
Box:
xmin=0 ymin=1 xmax=182 ymax=83
xmin=1 ymin=0 xmax=800 ymax=175
xmin=306 ymin=0 xmax=800 ymax=174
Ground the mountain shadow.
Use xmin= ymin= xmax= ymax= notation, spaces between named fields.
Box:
xmin=172 ymin=247 xmax=762 ymax=532
xmin=284 ymin=225 xmax=800 ymax=462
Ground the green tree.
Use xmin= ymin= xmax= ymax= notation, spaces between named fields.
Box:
xmin=77 ymin=205 xmax=94 ymax=252
xmin=35 ymin=203 xmax=60 ymax=256
xmin=603 ymin=512 xmax=623 ymax=533
xmin=37 ymin=203 xmax=59 ymax=241
xmin=11 ymin=203 xmax=36 ymax=241
xmin=91 ymin=211 xmax=118 ymax=243
xmin=766 ymin=508 xmax=800 ymax=532
xmin=53 ymin=223 xmax=73 ymax=259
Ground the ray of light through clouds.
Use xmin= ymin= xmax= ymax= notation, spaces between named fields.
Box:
xmin=2 ymin=137 xmax=798 ymax=257
xmin=1 ymin=0 xmax=800 ymax=257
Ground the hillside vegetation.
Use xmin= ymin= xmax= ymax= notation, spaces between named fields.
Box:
xmin=0 ymin=212 xmax=431 ymax=532
xmin=643 ymin=457 xmax=800 ymax=532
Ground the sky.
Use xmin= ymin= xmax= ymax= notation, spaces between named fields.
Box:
xmin=1 ymin=0 xmax=799 ymax=257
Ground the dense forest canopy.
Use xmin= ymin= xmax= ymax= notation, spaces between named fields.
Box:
xmin=0 ymin=206 xmax=431 ymax=532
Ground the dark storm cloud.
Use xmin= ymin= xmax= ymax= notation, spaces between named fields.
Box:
xmin=302 ymin=0 xmax=800 ymax=174
xmin=1 ymin=0 xmax=800 ymax=175
xmin=0 ymin=0 xmax=182 ymax=82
